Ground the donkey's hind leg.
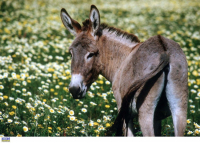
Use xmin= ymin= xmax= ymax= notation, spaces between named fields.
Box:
xmin=166 ymin=64 xmax=188 ymax=136
xmin=137 ymin=72 xmax=165 ymax=136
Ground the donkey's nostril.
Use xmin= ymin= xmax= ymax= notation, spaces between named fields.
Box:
xmin=69 ymin=86 xmax=81 ymax=97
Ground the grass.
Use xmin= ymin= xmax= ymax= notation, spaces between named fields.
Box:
xmin=0 ymin=0 xmax=200 ymax=137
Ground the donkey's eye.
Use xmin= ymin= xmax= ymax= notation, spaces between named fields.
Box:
xmin=87 ymin=53 xmax=95 ymax=59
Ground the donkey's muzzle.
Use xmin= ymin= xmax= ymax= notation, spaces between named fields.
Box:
xmin=69 ymin=74 xmax=87 ymax=99
xmin=69 ymin=86 xmax=82 ymax=99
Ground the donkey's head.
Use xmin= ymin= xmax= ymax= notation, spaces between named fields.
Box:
xmin=60 ymin=5 xmax=101 ymax=99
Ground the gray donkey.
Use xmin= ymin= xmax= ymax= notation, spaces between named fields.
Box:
xmin=60 ymin=5 xmax=188 ymax=136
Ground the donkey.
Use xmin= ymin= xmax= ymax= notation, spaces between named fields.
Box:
xmin=60 ymin=5 xmax=188 ymax=136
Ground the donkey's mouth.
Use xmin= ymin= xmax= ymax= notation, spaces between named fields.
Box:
xmin=70 ymin=86 xmax=87 ymax=99
xmin=72 ymin=91 xmax=84 ymax=99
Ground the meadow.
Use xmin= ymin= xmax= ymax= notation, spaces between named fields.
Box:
xmin=0 ymin=0 xmax=200 ymax=137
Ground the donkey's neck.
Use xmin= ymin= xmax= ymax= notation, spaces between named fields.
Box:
xmin=97 ymin=29 xmax=139 ymax=82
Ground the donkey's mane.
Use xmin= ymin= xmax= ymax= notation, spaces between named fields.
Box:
xmin=99 ymin=23 xmax=140 ymax=43
xmin=82 ymin=19 xmax=140 ymax=43
xmin=82 ymin=19 xmax=91 ymax=31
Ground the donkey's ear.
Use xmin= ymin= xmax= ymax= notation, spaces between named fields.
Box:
xmin=89 ymin=5 xmax=100 ymax=36
xmin=60 ymin=8 xmax=81 ymax=36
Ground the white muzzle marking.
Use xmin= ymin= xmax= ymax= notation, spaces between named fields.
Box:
xmin=70 ymin=74 xmax=87 ymax=98
xmin=70 ymin=74 xmax=83 ymax=88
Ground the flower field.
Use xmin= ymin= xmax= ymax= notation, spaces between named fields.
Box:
xmin=0 ymin=0 xmax=200 ymax=137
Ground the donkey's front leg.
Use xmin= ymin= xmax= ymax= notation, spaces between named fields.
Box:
xmin=123 ymin=118 xmax=135 ymax=137
xmin=113 ymin=89 xmax=135 ymax=137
